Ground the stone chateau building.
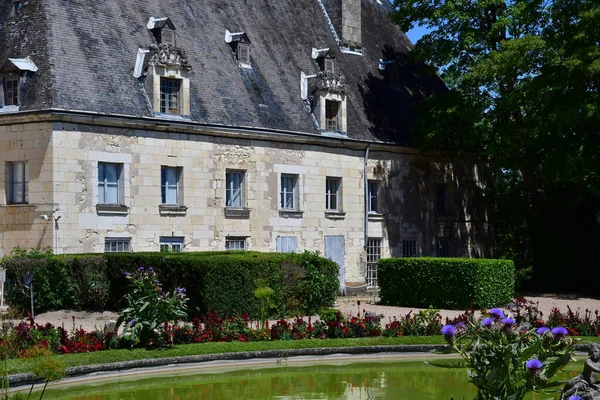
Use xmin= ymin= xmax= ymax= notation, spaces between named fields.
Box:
xmin=0 ymin=0 xmax=491 ymax=292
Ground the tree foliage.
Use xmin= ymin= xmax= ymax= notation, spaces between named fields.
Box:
xmin=391 ymin=0 xmax=600 ymax=289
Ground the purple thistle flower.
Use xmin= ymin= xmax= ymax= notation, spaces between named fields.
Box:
xmin=526 ymin=358 xmax=543 ymax=374
xmin=552 ymin=327 xmax=568 ymax=337
xmin=536 ymin=327 xmax=550 ymax=335
xmin=441 ymin=324 xmax=456 ymax=339
xmin=129 ymin=319 xmax=135 ymax=325
xmin=482 ymin=317 xmax=494 ymax=327
xmin=501 ymin=317 xmax=516 ymax=326
xmin=456 ymin=322 xmax=466 ymax=329
xmin=138 ymin=266 xmax=144 ymax=271
xmin=149 ymin=267 xmax=153 ymax=271
xmin=489 ymin=308 xmax=505 ymax=320
xmin=569 ymin=396 xmax=582 ymax=400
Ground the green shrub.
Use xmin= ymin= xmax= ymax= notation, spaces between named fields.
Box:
xmin=378 ymin=257 xmax=514 ymax=309
xmin=2 ymin=250 xmax=338 ymax=318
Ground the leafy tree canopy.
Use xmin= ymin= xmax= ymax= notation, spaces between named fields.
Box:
xmin=391 ymin=0 xmax=600 ymax=197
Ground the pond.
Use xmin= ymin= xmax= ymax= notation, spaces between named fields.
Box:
xmin=40 ymin=356 xmax=580 ymax=399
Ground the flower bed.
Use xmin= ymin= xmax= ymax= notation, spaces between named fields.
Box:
xmin=1 ymin=297 xmax=599 ymax=361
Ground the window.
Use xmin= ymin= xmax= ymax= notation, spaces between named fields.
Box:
xmin=226 ymin=237 xmax=246 ymax=250
xmin=8 ymin=161 xmax=28 ymax=204
xmin=236 ymin=43 xmax=250 ymax=66
xmin=276 ymin=236 xmax=297 ymax=253
xmin=402 ymin=239 xmax=418 ymax=257
xmin=436 ymin=183 xmax=450 ymax=215
xmin=437 ymin=237 xmax=450 ymax=257
xmin=366 ymin=238 xmax=381 ymax=288
xmin=104 ymin=238 xmax=131 ymax=253
xmin=226 ymin=171 xmax=244 ymax=208
xmin=325 ymin=100 xmax=340 ymax=132
xmin=368 ymin=180 xmax=379 ymax=214
xmin=98 ymin=163 xmax=121 ymax=204
xmin=324 ymin=58 xmax=334 ymax=74
xmin=160 ymin=237 xmax=183 ymax=252
xmin=280 ymin=174 xmax=298 ymax=210
xmin=325 ymin=177 xmax=340 ymax=211
xmin=161 ymin=166 xmax=181 ymax=205
xmin=3 ymin=77 xmax=19 ymax=106
xmin=160 ymin=78 xmax=180 ymax=114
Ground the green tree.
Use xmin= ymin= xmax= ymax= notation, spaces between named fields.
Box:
xmin=391 ymin=0 xmax=600 ymax=289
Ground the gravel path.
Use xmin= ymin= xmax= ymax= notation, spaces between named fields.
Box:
xmin=29 ymin=294 xmax=600 ymax=332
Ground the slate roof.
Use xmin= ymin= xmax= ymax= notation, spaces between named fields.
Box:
xmin=0 ymin=0 xmax=445 ymax=144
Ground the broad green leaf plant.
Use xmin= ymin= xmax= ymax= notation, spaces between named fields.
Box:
xmin=116 ymin=267 xmax=188 ymax=347
xmin=441 ymin=308 xmax=575 ymax=400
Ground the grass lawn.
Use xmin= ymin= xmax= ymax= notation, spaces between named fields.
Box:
xmin=6 ymin=336 xmax=600 ymax=375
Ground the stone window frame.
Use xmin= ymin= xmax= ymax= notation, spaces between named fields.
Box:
xmin=225 ymin=237 xmax=246 ymax=251
xmin=325 ymin=176 xmax=342 ymax=211
xmin=92 ymin=152 xmax=131 ymax=215
xmin=316 ymin=91 xmax=347 ymax=134
xmin=159 ymin=77 xmax=181 ymax=115
xmin=97 ymin=162 xmax=123 ymax=205
xmin=161 ymin=166 xmax=183 ymax=205
xmin=225 ymin=170 xmax=246 ymax=209
xmin=160 ymin=236 xmax=184 ymax=252
xmin=367 ymin=180 xmax=380 ymax=214
xmin=6 ymin=161 xmax=28 ymax=205
xmin=104 ymin=237 xmax=131 ymax=253
xmin=280 ymin=174 xmax=299 ymax=211
xmin=325 ymin=100 xmax=341 ymax=132
xmin=148 ymin=67 xmax=191 ymax=118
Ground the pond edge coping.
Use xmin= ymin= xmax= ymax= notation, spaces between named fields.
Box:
xmin=9 ymin=344 xmax=450 ymax=387
xmin=9 ymin=343 xmax=593 ymax=388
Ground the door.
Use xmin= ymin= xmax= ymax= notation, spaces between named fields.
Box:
xmin=325 ymin=235 xmax=345 ymax=295
xmin=276 ymin=236 xmax=297 ymax=253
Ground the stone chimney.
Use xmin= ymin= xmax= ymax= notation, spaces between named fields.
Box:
xmin=341 ymin=0 xmax=361 ymax=50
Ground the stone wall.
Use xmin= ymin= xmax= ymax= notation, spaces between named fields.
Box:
xmin=0 ymin=119 xmax=491 ymax=287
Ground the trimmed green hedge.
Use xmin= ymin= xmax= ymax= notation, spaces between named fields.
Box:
xmin=378 ymin=257 xmax=515 ymax=309
xmin=2 ymin=251 xmax=339 ymax=318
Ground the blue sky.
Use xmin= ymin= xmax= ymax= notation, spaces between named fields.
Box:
xmin=405 ymin=24 xmax=430 ymax=44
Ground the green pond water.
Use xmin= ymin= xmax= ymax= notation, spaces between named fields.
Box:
xmin=39 ymin=358 xmax=581 ymax=400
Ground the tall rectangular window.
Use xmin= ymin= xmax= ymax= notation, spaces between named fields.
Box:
xmin=161 ymin=166 xmax=180 ymax=205
xmin=402 ymin=239 xmax=418 ymax=257
xmin=436 ymin=183 xmax=450 ymax=215
xmin=368 ymin=180 xmax=379 ymax=214
xmin=366 ymin=238 xmax=381 ymax=288
xmin=160 ymin=237 xmax=183 ymax=252
xmin=8 ymin=161 xmax=28 ymax=204
xmin=280 ymin=174 xmax=298 ymax=210
xmin=325 ymin=100 xmax=340 ymax=132
xmin=226 ymin=171 xmax=244 ymax=208
xmin=4 ymin=77 xmax=19 ymax=106
xmin=325 ymin=177 xmax=340 ymax=211
xmin=160 ymin=78 xmax=180 ymax=114
xmin=324 ymin=58 xmax=335 ymax=74
xmin=437 ymin=237 xmax=450 ymax=257
xmin=98 ymin=162 xmax=121 ymax=204
xmin=104 ymin=238 xmax=131 ymax=253
xmin=226 ymin=237 xmax=246 ymax=250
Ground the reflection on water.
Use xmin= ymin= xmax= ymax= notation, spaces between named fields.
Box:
xmin=41 ymin=358 xmax=580 ymax=400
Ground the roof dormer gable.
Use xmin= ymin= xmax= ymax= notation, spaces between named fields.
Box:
xmin=148 ymin=17 xmax=176 ymax=46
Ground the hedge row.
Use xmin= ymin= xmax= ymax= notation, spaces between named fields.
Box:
xmin=377 ymin=257 xmax=515 ymax=309
xmin=2 ymin=251 xmax=339 ymax=318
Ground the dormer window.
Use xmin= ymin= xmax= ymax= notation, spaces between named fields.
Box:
xmin=324 ymin=58 xmax=335 ymax=74
xmin=236 ymin=43 xmax=251 ymax=66
xmin=147 ymin=17 xmax=176 ymax=46
xmin=225 ymin=30 xmax=251 ymax=68
xmin=325 ymin=100 xmax=340 ymax=132
xmin=160 ymin=78 xmax=180 ymax=114
xmin=11 ymin=1 xmax=21 ymax=17
xmin=0 ymin=57 xmax=38 ymax=110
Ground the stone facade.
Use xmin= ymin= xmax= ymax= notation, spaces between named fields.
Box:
xmin=0 ymin=115 xmax=491 ymax=289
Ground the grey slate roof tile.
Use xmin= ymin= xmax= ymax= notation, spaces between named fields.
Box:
xmin=1 ymin=0 xmax=444 ymax=144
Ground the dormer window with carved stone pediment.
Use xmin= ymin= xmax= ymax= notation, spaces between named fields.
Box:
xmin=133 ymin=17 xmax=192 ymax=118
xmin=299 ymin=48 xmax=348 ymax=135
